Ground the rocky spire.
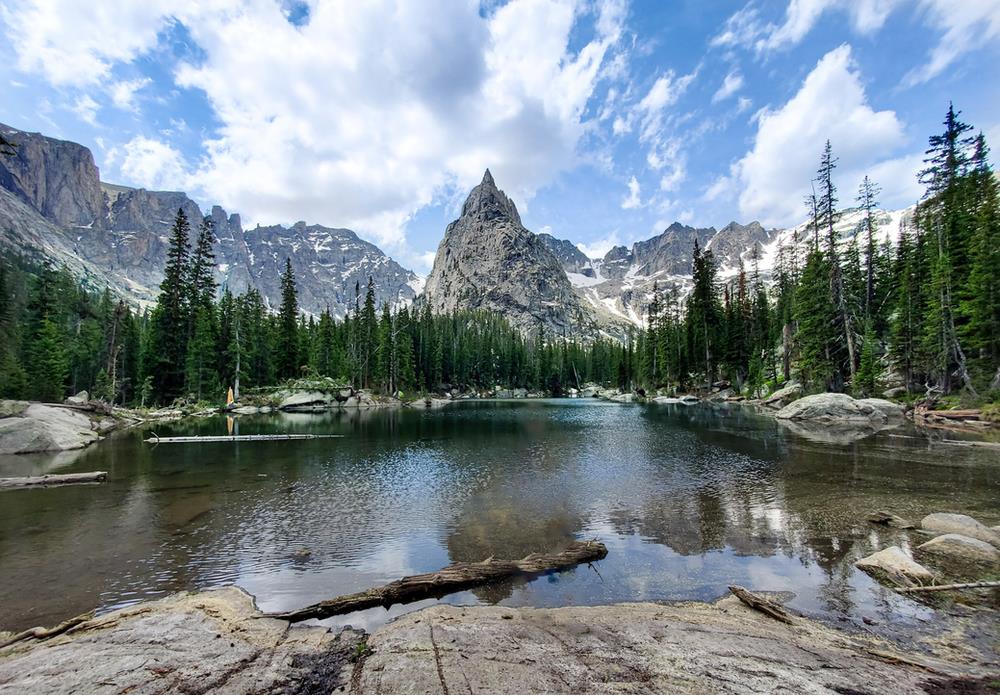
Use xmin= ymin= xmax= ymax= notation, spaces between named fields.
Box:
xmin=460 ymin=168 xmax=521 ymax=225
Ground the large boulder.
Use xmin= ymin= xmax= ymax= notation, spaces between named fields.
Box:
xmin=0 ymin=400 xmax=29 ymax=417
xmin=920 ymin=513 xmax=1000 ymax=549
xmin=856 ymin=546 xmax=936 ymax=587
xmin=763 ymin=382 xmax=801 ymax=408
xmin=915 ymin=534 xmax=1000 ymax=580
xmin=0 ymin=404 xmax=99 ymax=454
xmin=64 ymin=390 xmax=89 ymax=406
xmin=856 ymin=398 xmax=905 ymax=420
xmin=278 ymin=391 xmax=334 ymax=410
xmin=775 ymin=393 xmax=887 ymax=424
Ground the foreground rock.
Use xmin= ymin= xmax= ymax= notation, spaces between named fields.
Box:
xmin=775 ymin=393 xmax=888 ymax=424
xmin=916 ymin=534 xmax=1000 ymax=580
xmin=0 ymin=587 xmax=361 ymax=694
xmin=0 ymin=403 xmax=102 ymax=455
xmin=921 ymin=513 xmax=1000 ymax=549
xmin=2 ymin=590 xmax=991 ymax=694
xmin=856 ymin=546 xmax=936 ymax=587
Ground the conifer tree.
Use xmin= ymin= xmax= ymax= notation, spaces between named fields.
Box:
xmin=146 ymin=208 xmax=192 ymax=402
xmin=276 ymin=258 xmax=299 ymax=379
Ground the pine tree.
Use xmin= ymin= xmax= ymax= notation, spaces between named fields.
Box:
xmin=855 ymin=319 xmax=878 ymax=397
xmin=794 ymin=250 xmax=837 ymax=390
xmin=276 ymin=258 xmax=299 ymax=380
xmin=856 ymin=176 xmax=882 ymax=320
xmin=146 ymin=208 xmax=192 ymax=402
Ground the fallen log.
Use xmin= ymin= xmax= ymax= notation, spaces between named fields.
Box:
xmin=896 ymin=580 xmax=1000 ymax=594
xmin=0 ymin=612 xmax=94 ymax=649
xmin=0 ymin=472 xmax=107 ymax=490
xmin=915 ymin=408 xmax=982 ymax=421
xmin=271 ymin=540 xmax=608 ymax=622
xmin=145 ymin=434 xmax=343 ymax=444
xmin=728 ymin=586 xmax=795 ymax=624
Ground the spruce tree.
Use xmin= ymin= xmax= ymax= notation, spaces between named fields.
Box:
xmin=276 ymin=258 xmax=299 ymax=379
xmin=147 ymin=208 xmax=192 ymax=402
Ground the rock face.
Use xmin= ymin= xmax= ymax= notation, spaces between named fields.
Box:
xmin=0 ymin=124 xmax=419 ymax=316
xmin=775 ymin=393 xmax=888 ymax=423
xmin=536 ymin=233 xmax=594 ymax=276
xmin=856 ymin=546 xmax=935 ymax=586
xmin=0 ymin=587 xmax=360 ymax=694
xmin=423 ymin=170 xmax=600 ymax=337
xmin=0 ymin=403 xmax=101 ymax=454
xmin=706 ymin=221 xmax=771 ymax=270
xmin=916 ymin=534 xmax=1000 ymax=579
xmin=920 ymin=513 xmax=1000 ymax=549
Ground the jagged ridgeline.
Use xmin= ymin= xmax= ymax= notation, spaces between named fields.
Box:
xmin=0 ymin=123 xmax=421 ymax=316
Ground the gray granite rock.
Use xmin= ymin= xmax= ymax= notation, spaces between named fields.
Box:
xmin=920 ymin=513 xmax=1000 ymax=549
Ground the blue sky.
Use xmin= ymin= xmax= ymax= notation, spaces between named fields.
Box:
xmin=2 ymin=0 xmax=999 ymax=273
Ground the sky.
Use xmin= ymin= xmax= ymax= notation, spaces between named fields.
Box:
xmin=1 ymin=0 xmax=999 ymax=274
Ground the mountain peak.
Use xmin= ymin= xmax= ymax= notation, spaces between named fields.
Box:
xmin=460 ymin=168 xmax=520 ymax=225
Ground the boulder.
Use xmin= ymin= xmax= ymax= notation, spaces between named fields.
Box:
xmin=856 ymin=546 xmax=935 ymax=587
xmin=580 ymin=387 xmax=599 ymax=398
xmin=882 ymin=386 xmax=907 ymax=399
xmin=775 ymin=393 xmax=887 ymax=424
xmin=513 ymin=388 xmax=528 ymax=398
xmin=920 ymin=513 xmax=1000 ymax=549
xmin=915 ymin=534 xmax=1000 ymax=579
xmin=0 ymin=404 xmax=99 ymax=454
xmin=494 ymin=389 xmax=514 ymax=399
xmin=856 ymin=398 xmax=906 ymax=420
xmin=0 ymin=400 xmax=29 ymax=417
xmin=763 ymin=382 xmax=801 ymax=408
xmin=279 ymin=391 xmax=333 ymax=410
xmin=64 ymin=391 xmax=89 ymax=406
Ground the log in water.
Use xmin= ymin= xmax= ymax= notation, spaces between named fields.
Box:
xmin=0 ymin=472 xmax=108 ymax=490
xmin=145 ymin=434 xmax=344 ymax=444
xmin=271 ymin=539 xmax=609 ymax=622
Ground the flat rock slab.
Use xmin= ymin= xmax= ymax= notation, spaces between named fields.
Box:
xmin=355 ymin=600 xmax=973 ymax=694
xmin=0 ymin=587 xmax=360 ymax=694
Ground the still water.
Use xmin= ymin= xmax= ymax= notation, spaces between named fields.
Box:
xmin=1 ymin=400 xmax=997 ymax=634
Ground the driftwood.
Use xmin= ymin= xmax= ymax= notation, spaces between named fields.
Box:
xmin=272 ymin=540 xmax=608 ymax=622
xmin=0 ymin=472 xmax=107 ymax=490
xmin=0 ymin=612 xmax=94 ymax=649
xmin=896 ymin=580 xmax=1000 ymax=594
xmin=145 ymin=434 xmax=343 ymax=444
xmin=728 ymin=586 xmax=795 ymax=624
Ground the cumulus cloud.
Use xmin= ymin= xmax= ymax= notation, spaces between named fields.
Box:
xmin=72 ymin=94 xmax=99 ymax=125
xmin=109 ymin=77 xmax=152 ymax=112
xmin=621 ymin=175 xmax=641 ymax=209
xmin=732 ymin=44 xmax=912 ymax=226
xmin=576 ymin=231 xmax=621 ymax=259
xmin=120 ymin=135 xmax=189 ymax=191
xmin=712 ymin=70 xmax=744 ymax=103
xmin=2 ymin=0 xmax=628 ymax=250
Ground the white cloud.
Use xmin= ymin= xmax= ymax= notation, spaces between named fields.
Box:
xmin=713 ymin=0 xmax=901 ymax=53
xmin=577 ymin=231 xmax=621 ymax=259
xmin=712 ymin=70 xmax=744 ymax=103
xmin=2 ymin=0 xmax=628 ymax=250
xmin=71 ymin=94 xmax=99 ymax=125
xmin=904 ymin=0 xmax=1000 ymax=85
xmin=621 ymin=175 xmax=641 ymax=209
xmin=635 ymin=68 xmax=696 ymax=141
xmin=120 ymin=135 xmax=189 ymax=191
xmin=732 ymin=44 xmax=912 ymax=226
xmin=736 ymin=96 xmax=753 ymax=113
xmin=109 ymin=77 xmax=152 ymax=112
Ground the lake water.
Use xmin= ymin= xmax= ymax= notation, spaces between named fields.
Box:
xmin=1 ymin=400 xmax=998 ymax=635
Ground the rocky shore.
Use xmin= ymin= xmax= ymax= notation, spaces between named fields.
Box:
xmin=1 ymin=586 xmax=995 ymax=694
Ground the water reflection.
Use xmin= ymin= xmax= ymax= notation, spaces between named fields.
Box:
xmin=0 ymin=400 xmax=996 ymax=634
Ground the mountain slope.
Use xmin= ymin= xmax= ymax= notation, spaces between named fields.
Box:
xmin=0 ymin=123 xmax=419 ymax=316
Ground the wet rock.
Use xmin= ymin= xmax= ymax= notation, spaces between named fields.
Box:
xmin=916 ymin=534 xmax=1000 ymax=580
xmin=775 ymin=393 xmax=888 ymax=424
xmin=0 ymin=404 xmax=99 ymax=454
xmin=867 ymin=511 xmax=915 ymax=529
xmin=856 ymin=546 xmax=935 ymax=586
xmin=64 ymin=391 xmax=89 ymax=406
xmin=279 ymin=391 xmax=334 ymax=410
xmin=778 ymin=419 xmax=879 ymax=445
xmin=231 ymin=405 xmax=260 ymax=415
xmin=920 ymin=513 xmax=1000 ymax=549
xmin=763 ymin=382 xmax=801 ymax=408
xmin=0 ymin=587 xmax=359 ymax=694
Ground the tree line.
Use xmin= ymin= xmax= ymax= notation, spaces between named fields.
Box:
xmin=633 ymin=104 xmax=999 ymax=400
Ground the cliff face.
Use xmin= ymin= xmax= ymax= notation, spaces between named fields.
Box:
xmin=0 ymin=124 xmax=419 ymax=315
xmin=423 ymin=170 xmax=600 ymax=336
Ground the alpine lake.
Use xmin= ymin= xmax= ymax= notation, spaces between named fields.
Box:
xmin=1 ymin=399 xmax=998 ymax=645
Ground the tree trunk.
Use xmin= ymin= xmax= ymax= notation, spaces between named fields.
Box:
xmin=271 ymin=540 xmax=608 ymax=623
xmin=0 ymin=472 xmax=107 ymax=490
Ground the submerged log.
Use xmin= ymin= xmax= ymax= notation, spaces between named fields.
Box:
xmin=0 ymin=471 xmax=107 ymax=490
xmin=728 ymin=586 xmax=795 ymax=624
xmin=272 ymin=540 xmax=608 ymax=622
xmin=896 ymin=580 xmax=1000 ymax=594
